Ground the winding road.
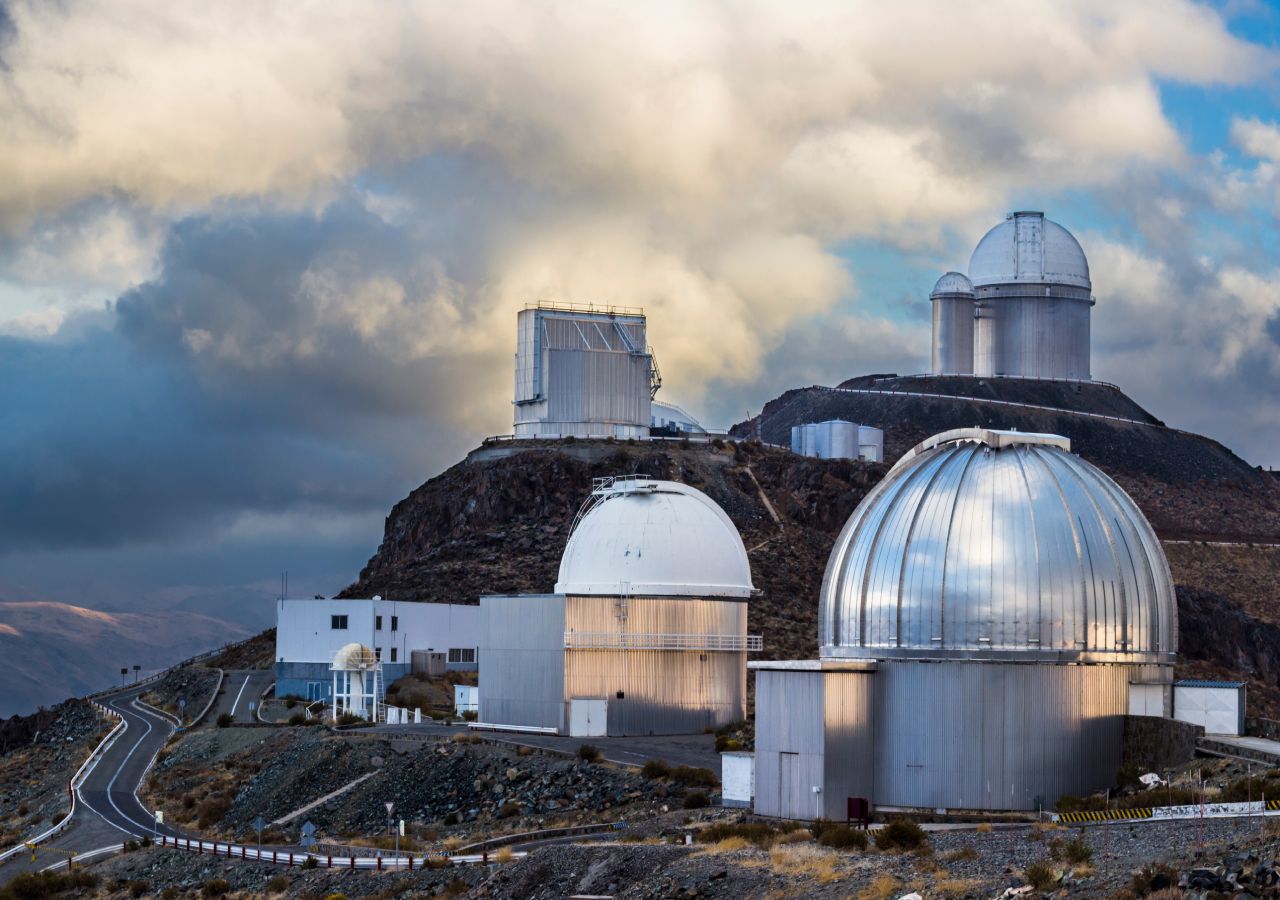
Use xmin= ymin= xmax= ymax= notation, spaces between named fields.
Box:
xmin=1 ymin=684 xmax=185 ymax=879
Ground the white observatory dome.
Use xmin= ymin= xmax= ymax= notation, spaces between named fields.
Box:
xmin=930 ymin=271 xmax=973 ymax=296
xmin=819 ymin=428 xmax=1176 ymax=661
xmin=332 ymin=643 xmax=378 ymax=670
xmin=968 ymin=211 xmax=1091 ymax=290
xmin=556 ymin=477 xmax=754 ymax=598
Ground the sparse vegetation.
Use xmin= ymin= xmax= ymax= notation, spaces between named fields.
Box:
xmin=670 ymin=765 xmax=718 ymax=788
xmin=859 ymin=874 xmax=903 ymax=900
xmin=1024 ymin=860 xmax=1058 ymax=891
xmin=697 ymin=820 xmax=802 ymax=849
xmin=641 ymin=759 xmax=672 ymax=779
xmin=769 ymin=844 xmax=839 ymax=883
xmin=201 ymin=878 xmax=231 ymax=897
xmin=682 ymin=790 xmax=709 ymax=809
xmin=216 ymin=712 xmax=233 ymax=727
xmin=577 ymin=743 xmax=601 ymax=762
xmin=1047 ymin=834 xmax=1094 ymax=865
xmin=816 ymin=824 xmax=868 ymax=850
xmin=266 ymin=874 xmax=290 ymax=894
xmin=0 ymin=870 xmax=101 ymax=900
xmin=875 ymin=817 xmax=928 ymax=852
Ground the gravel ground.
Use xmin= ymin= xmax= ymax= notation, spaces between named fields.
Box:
xmin=141 ymin=668 xmax=221 ymax=722
xmin=0 ymin=699 xmax=108 ymax=846
xmin=147 ymin=727 xmax=713 ymax=848
xmin=83 ymin=845 xmax=485 ymax=898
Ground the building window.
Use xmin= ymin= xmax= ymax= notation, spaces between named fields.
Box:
xmin=331 ymin=615 xmax=348 ymax=630
xmin=390 ymin=647 xmax=398 ymax=663
xmin=391 ymin=616 xmax=398 ymax=632
xmin=375 ymin=647 xmax=382 ymax=661
xmin=376 ymin=615 xmax=383 ymax=630
xmin=448 ymin=648 xmax=477 ymax=664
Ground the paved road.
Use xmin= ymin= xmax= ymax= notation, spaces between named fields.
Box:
xmin=206 ymin=669 xmax=274 ymax=725
xmin=365 ymin=722 xmax=720 ymax=770
xmin=1203 ymin=734 xmax=1280 ymax=764
xmin=1 ymin=685 xmax=185 ymax=880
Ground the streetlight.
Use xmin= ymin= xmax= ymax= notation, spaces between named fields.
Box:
xmin=384 ymin=802 xmax=396 ymax=862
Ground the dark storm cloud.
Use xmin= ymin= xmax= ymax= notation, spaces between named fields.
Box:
xmin=0 ymin=199 xmax=510 ymax=552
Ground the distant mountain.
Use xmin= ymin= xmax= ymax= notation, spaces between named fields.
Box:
xmin=0 ymin=601 xmax=252 ymax=717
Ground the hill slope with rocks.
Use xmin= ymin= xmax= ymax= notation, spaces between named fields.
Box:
xmin=343 ymin=381 xmax=1280 ymax=715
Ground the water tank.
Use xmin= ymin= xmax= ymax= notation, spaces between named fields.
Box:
xmin=856 ymin=425 xmax=883 ymax=463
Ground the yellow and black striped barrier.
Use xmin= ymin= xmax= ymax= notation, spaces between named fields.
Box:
xmin=1057 ymin=808 xmax=1153 ymax=823
xmin=1269 ymin=799 xmax=1280 ymax=811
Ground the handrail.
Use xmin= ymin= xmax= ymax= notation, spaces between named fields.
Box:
xmin=564 ymin=632 xmax=763 ymax=651
xmin=0 ymin=704 xmax=126 ymax=864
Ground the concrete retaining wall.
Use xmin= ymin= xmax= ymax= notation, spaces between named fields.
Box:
xmin=1123 ymin=715 xmax=1202 ymax=771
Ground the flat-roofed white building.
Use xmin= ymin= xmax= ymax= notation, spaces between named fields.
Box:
xmin=275 ymin=598 xmax=480 ymax=703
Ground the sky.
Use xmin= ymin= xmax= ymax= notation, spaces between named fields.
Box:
xmin=1 ymin=0 xmax=1279 ymax=623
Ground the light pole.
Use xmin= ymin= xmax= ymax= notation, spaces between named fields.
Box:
xmin=384 ymin=801 xmax=395 ymax=861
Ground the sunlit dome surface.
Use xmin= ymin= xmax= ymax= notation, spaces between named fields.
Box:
xmin=930 ymin=271 xmax=973 ymax=296
xmin=556 ymin=478 xmax=753 ymax=598
xmin=969 ymin=211 xmax=1091 ymax=290
xmin=819 ymin=429 xmax=1175 ymax=660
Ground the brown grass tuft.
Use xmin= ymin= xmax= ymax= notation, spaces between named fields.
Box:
xmin=859 ymin=874 xmax=902 ymax=900
xmin=769 ymin=845 xmax=839 ymax=884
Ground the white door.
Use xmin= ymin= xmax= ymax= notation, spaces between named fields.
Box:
xmin=569 ymin=698 xmax=607 ymax=737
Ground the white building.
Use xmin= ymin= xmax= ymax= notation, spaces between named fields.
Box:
xmin=790 ymin=421 xmax=883 ymax=463
xmin=513 ymin=304 xmax=660 ymax=439
xmin=275 ymin=598 xmax=480 ymax=702
xmin=479 ymin=476 xmax=760 ymax=736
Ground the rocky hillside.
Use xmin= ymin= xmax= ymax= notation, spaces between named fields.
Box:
xmin=343 ymin=375 xmax=1280 ymax=716
xmin=733 ymin=375 xmax=1280 ymax=542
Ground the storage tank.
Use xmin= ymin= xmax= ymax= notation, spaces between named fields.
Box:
xmin=969 ymin=211 xmax=1094 ymax=380
xmin=930 ymin=271 xmax=975 ymax=375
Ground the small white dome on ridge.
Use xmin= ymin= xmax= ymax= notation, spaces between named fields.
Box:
xmin=931 ymin=271 xmax=974 ymax=296
xmin=556 ymin=478 xmax=753 ymax=598
xmin=969 ymin=211 xmax=1091 ymax=290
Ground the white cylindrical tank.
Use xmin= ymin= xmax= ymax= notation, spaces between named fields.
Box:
xmin=790 ymin=425 xmax=804 ymax=455
xmin=930 ymin=272 xmax=975 ymax=375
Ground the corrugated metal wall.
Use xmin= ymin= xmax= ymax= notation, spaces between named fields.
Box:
xmin=755 ymin=670 xmax=827 ymax=820
xmin=932 ymin=295 xmax=975 ymax=375
xmin=823 ymin=671 xmax=875 ymax=817
xmin=973 ymin=295 xmax=1091 ymax=381
xmin=564 ymin=596 xmax=748 ymax=736
xmin=478 ymin=596 xmax=567 ymax=731
xmin=873 ymin=661 xmax=1130 ymax=811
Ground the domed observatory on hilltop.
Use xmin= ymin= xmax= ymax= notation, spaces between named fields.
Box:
xmin=931 ymin=211 xmax=1095 ymax=381
xmin=479 ymin=477 xmax=760 ymax=736
xmin=752 ymin=428 xmax=1177 ymax=817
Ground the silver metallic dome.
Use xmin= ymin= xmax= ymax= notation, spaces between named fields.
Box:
xmin=969 ymin=211 xmax=1091 ymax=290
xmin=819 ymin=428 xmax=1176 ymax=662
xmin=930 ymin=271 xmax=974 ymax=297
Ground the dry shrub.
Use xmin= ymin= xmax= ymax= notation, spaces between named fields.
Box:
xmin=423 ymin=856 xmax=451 ymax=869
xmin=773 ymin=829 xmax=810 ymax=846
xmin=975 ymin=821 xmax=993 ymax=833
xmin=1024 ymin=860 xmax=1058 ymax=891
xmin=442 ymin=836 xmax=465 ymax=852
xmin=451 ymin=732 xmax=471 ymax=743
xmin=493 ymin=846 xmax=514 ymax=863
xmin=769 ymin=845 xmax=839 ymax=883
xmin=859 ymin=874 xmax=902 ymax=900
xmin=1146 ymin=890 xmax=1184 ymax=900
xmin=942 ymin=846 xmax=978 ymax=862
xmin=697 ymin=836 xmax=752 ymax=854
xmin=936 ymin=878 xmax=982 ymax=897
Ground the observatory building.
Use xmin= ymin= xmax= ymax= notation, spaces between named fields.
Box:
xmin=931 ymin=211 xmax=1094 ymax=381
xmin=513 ymin=304 xmax=660 ymax=440
xmin=752 ymin=428 xmax=1177 ymax=816
xmin=478 ymin=476 xmax=760 ymax=736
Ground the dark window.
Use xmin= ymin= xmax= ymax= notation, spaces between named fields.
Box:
xmin=448 ymin=648 xmax=461 ymax=663
xmin=375 ymin=615 xmax=382 ymax=630
xmin=331 ymin=615 xmax=348 ymax=630
xmin=448 ymin=648 xmax=476 ymax=663
xmin=390 ymin=647 xmax=398 ymax=663
xmin=374 ymin=647 xmax=382 ymax=661
xmin=391 ymin=616 xmax=398 ymax=631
